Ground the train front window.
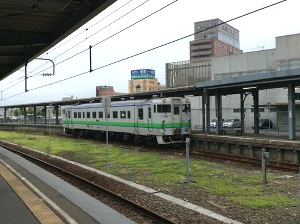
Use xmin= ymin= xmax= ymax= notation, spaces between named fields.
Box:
xmin=183 ymin=104 xmax=191 ymax=113
xmin=174 ymin=106 xmax=180 ymax=115
xmin=157 ymin=104 xmax=171 ymax=113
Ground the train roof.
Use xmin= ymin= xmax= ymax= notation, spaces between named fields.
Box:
xmin=62 ymin=97 xmax=189 ymax=108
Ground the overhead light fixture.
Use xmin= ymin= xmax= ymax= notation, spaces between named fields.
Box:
xmin=243 ymin=86 xmax=256 ymax=90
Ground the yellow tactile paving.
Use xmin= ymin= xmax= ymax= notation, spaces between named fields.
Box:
xmin=0 ymin=163 xmax=64 ymax=224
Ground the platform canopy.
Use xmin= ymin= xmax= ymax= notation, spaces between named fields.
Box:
xmin=0 ymin=0 xmax=116 ymax=81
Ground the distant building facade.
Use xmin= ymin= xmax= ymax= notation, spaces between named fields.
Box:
xmin=190 ymin=18 xmax=242 ymax=61
xmin=96 ymin=86 xmax=116 ymax=97
xmin=128 ymin=69 xmax=161 ymax=93
xmin=166 ymin=18 xmax=243 ymax=88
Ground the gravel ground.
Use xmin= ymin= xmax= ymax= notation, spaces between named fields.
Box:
xmin=1 ymin=140 xmax=299 ymax=224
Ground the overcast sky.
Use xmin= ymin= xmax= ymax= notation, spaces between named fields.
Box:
xmin=0 ymin=0 xmax=298 ymax=106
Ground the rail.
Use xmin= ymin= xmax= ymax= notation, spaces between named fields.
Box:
xmin=0 ymin=142 xmax=176 ymax=224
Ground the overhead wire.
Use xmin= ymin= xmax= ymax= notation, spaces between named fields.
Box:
xmin=2 ymin=0 xmax=136 ymax=87
xmin=11 ymin=0 xmax=173 ymax=82
xmin=28 ymin=0 xmax=146 ymax=78
xmin=44 ymin=0 xmax=134 ymax=56
xmin=0 ymin=0 xmax=287 ymax=102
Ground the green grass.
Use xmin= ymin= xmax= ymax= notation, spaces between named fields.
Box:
xmin=0 ymin=130 xmax=298 ymax=209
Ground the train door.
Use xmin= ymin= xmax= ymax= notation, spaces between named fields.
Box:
xmin=173 ymin=104 xmax=182 ymax=128
xmin=147 ymin=106 xmax=153 ymax=132
xmin=65 ymin=109 xmax=71 ymax=128
xmin=135 ymin=106 xmax=144 ymax=135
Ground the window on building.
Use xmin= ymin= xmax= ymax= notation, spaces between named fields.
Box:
xmin=251 ymin=108 xmax=265 ymax=113
xmin=233 ymin=108 xmax=246 ymax=113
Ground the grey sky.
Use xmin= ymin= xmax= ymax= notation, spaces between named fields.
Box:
xmin=0 ymin=0 xmax=298 ymax=106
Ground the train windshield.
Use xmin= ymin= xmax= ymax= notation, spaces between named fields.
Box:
xmin=182 ymin=104 xmax=191 ymax=113
xmin=157 ymin=104 xmax=171 ymax=113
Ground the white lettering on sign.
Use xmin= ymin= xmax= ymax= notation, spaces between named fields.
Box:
xmin=197 ymin=22 xmax=216 ymax=31
xmin=222 ymin=25 xmax=236 ymax=36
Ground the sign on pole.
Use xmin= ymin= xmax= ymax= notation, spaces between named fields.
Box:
xmin=102 ymin=97 xmax=111 ymax=166
xmin=103 ymin=97 xmax=111 ymax=116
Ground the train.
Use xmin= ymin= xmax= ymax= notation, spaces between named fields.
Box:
xmin=61 ymin=97 xmax=191 ymax=144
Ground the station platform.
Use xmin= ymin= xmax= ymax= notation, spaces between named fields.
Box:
xmin=0 ymin=147 xmax=134 ymax=224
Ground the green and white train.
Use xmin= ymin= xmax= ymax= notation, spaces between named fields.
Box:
xmin=61 ymin=97 xmax=191 ymax=144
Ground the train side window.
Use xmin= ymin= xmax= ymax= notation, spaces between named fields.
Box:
xmin=78 ymin=112 xmax=81 ymax=118
xmin=113 ymin=111 xmax=118 ymax=118
xmin=127 ymin=111 xmax=131 ymax=119
xmin=92 ymin=111 xmax=97 ymax=118
xmin=83 ymin=112 xmax=85 ymax=118
xmin=174 ymin=106 xmax=180 ymax=115
xmin=120 ymin=111 xmax=126 ymax=119
xmin=138 ymin=108 xmax=143 ymax=120
xmin=154 ymin=105 xmax=156 ymax=113
xmin=87 ymin=112 xmax=90 ymax=118
xmin=148 ymin=107 xmax=151 ymax=119
xmin=68 ymin=111 xmax=70 ymax=118
xmin=99 ymin=111 xmax=103 ymax=118
xmin=74 ymin=112 xmax=77 ymax=118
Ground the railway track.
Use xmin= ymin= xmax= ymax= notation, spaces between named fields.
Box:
xmin=188 ymin=150 xmax=300 ymax=173
xmin=0 ymin=142 xmax=177 ymax=224
xmin=113 ymin=140 xmax=300 ymax=173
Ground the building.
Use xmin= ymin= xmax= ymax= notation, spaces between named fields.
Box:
xmin=166 ymin=18 xmax=242 ymax=88
xmin=190 ymin=18 xmax=242 ymax=62
xmin=189 ymin=33 xmax=300 ymax=129
xmin=165 ymin=59 xmax=211 ymax=88
xmin=128 ymin=69 xmax=161 ymax=93
xmin=165 ymin=18 xmax=300 ymax=129
xmin=96 ymin=86 xmax=116 ymax=97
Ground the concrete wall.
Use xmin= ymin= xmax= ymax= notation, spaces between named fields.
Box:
xmin=212 ymin=49 xmax=277 ymax=80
